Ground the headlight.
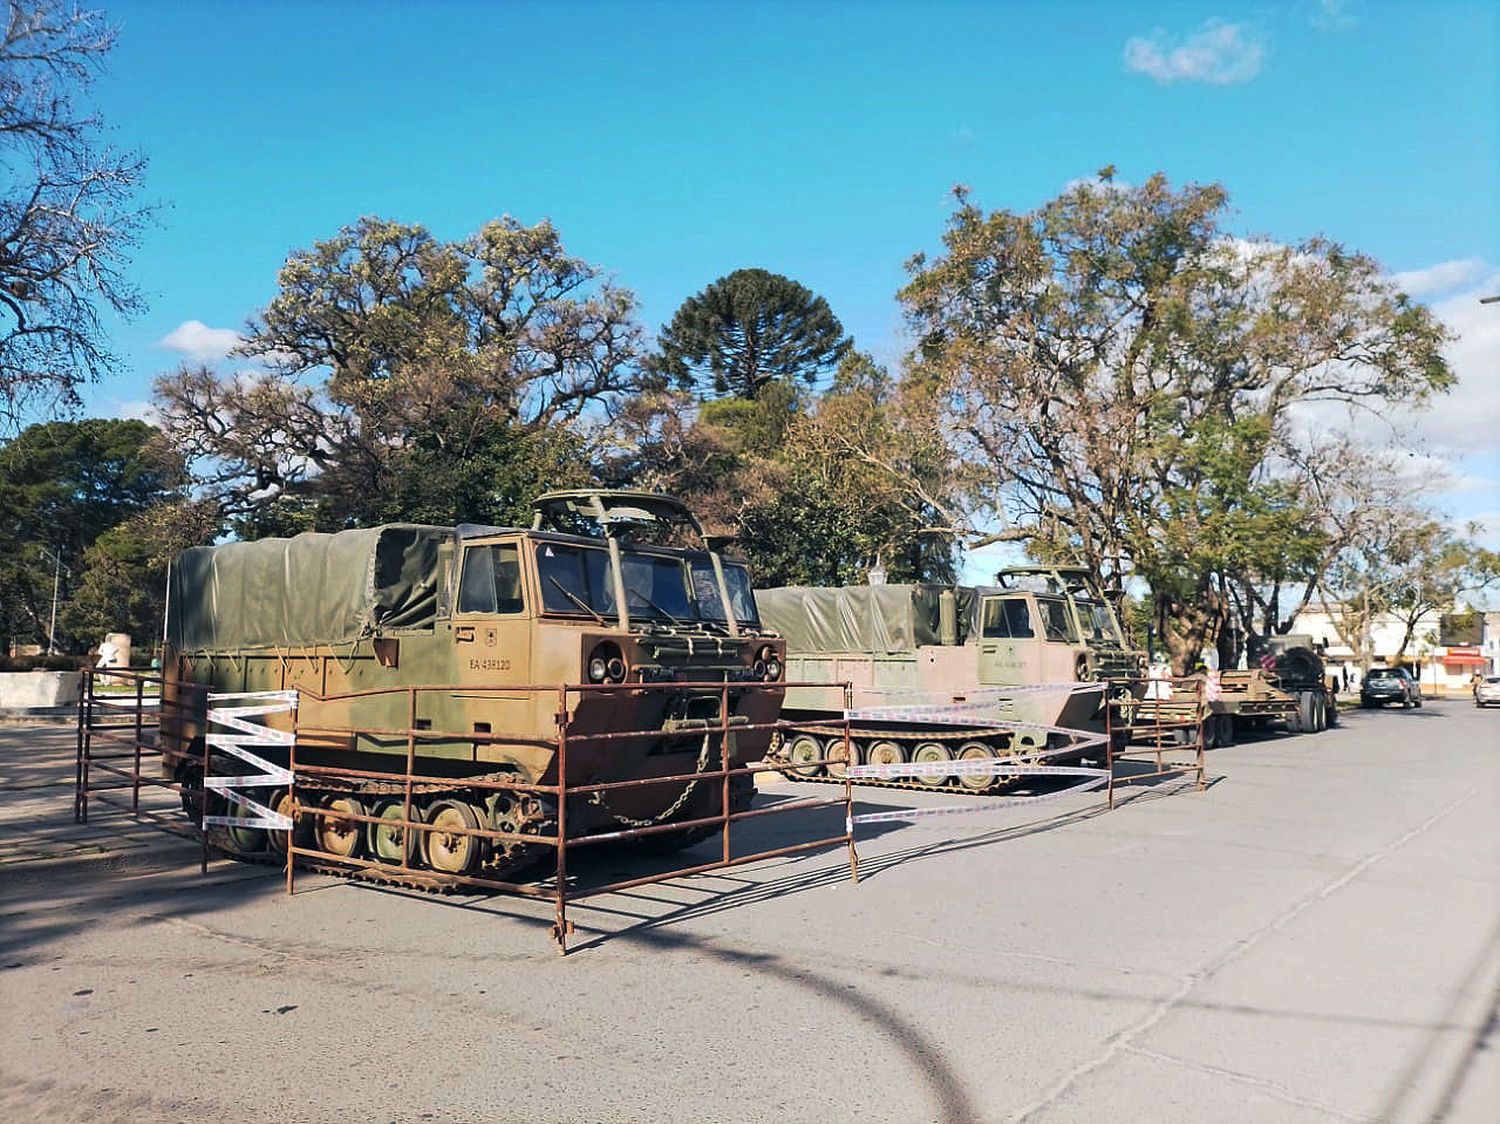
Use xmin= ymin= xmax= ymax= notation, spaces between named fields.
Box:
xmin=756 ymin=645 xmax=782 ymax=682
xmin=586 ymin=643 xmax=627 ymax=684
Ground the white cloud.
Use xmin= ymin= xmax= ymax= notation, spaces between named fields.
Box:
xmin=158 ymin=319 xmax=243 ymax=362
xmin=1311 ymin=0 xmax=1356 ymax=32
xmin=1411 ymin=269 xmax=1500 ymax=455
xmin=1392 ymin=258 xmax=1486 ymax=299
xmin=109 ymin=399 xmax=157 ymax=423
xmin=1124 ymin=21 xmax=1264 ymax=85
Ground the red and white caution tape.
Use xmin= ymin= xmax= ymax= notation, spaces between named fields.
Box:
xmin=200 ymin=690 xmax=297 ymax=831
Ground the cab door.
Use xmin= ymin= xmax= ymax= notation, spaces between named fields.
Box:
xmin=450 ymin=539 xmax=534 ymax=752
xmin=976 ymin=595 xmax=1043 ymax=686
xmin=1033 ymin=595 xmax=1085 ymax=682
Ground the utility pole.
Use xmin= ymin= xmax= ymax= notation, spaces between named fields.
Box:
xmin=39 ymin=546 xmax=62 ymax=656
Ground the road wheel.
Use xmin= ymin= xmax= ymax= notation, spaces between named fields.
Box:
xmin=956 ymin=742 xmax=996 ymax=792
xmin=786 ymin=734 xmax=825 ymax=778
xmin=825 ymin=736 xmax=859 ymax=779
xmin=225 ymin=789 xmax=270 ymax=853
xmin=1203 ymin=715 xmax=1220 ymax=749
xmin=422 ymin=799 xmax=485 ymax=875
xmin=266 ymin=789 xmax=310 ymax=856
xmin=910 ymin=742 xmax=952 ymax=787
xmin=865 ymin=740 xmax=905 ymax=777
xmin=367 ymin=799 xmax=420 ymax=865
xmin=315 ymin=795 xmax=366 ymax=860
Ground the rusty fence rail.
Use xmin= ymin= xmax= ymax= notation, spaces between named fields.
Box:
xmin=1104 ymin=674 xmax=1208 ymax=808
xmin=75 ymin=670 xmax=858 ymax=953
xmin=76 ymin=671 xmax=1218 ymax=952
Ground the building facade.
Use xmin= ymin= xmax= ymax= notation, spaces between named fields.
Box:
xmin=1289 ymin=602 xmax=1488 ymax=697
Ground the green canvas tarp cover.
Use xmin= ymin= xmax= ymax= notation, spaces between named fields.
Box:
xmin=755 ymin=585 xmax=976 ymax=655
xmin=167 ymin=524 xmax=454 ymax=652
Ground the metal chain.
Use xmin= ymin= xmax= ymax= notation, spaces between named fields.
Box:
xmin=594 ymin=732 xmax=715 ymax=828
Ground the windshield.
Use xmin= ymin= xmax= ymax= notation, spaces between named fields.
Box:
xmin=1077 ymin=599 xmax=1121 ymax=644
xmin=691 ymin=560 xmax=760 ymax=626
xmin=1036 ymin=596 xmax=1080 ymax=643
xmin=1367 ymin=669 xmax=1399 ymax=680
xmin=535 ymin=543 xmax=746 ymax=625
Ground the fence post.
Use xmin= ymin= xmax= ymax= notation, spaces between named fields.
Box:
xmin=844 ymin=681 xmax=859 ymax=883
xmin=74 ymin=670 xmax=88 ymax=823
xmin=552 ymin=685 xmax=571 ymax=955
xmin=720 ymin=681 xmax=731 ymax=867
xmin=402 ymin=688 xmax=417 ymax=872
xmin=131 ymin=674 xmax=144 ymax=814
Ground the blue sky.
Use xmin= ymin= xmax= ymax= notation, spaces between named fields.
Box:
xmin=72 ymin=0 xmax=1500 ymax=555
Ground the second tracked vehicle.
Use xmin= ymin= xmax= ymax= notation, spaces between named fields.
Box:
xmin=756 ymin=566 xmax=1144 ymax=792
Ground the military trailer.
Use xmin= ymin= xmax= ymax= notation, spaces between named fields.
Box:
xmin=160 ymin=490 xmax=786 ymax=878
xmin=755 ymin=566 xmax=1144 ymax=792
xmin=1134 ymin=638 xmax=1336 ymax=749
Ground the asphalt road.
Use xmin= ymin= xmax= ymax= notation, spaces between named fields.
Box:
xmin=1 ymin=702 xmax=1497 ymax=1123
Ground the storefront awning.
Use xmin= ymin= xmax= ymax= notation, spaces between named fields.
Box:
xmin=1442 ymin=653 xmax=1488 ymax=666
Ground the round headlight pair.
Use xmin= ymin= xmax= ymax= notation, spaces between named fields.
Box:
xmin=587 ymin=644 xmax=627 ymax=684
xmin=755 ymin=645 xmax=782 ymax=682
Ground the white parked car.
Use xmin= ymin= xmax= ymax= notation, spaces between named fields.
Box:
xmin=1475 ymin=676 xmax=1500 ymax=708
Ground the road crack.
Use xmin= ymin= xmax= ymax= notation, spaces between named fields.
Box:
xmin=1010 ymin=788 xmax=1476 ymax=1122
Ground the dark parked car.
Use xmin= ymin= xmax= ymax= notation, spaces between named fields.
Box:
xmin=1361 ymin=667 xmax=1422 ymax=709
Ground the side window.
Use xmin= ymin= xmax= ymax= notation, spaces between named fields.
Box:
xmin=1037 ymin=598 xmax=1078 ymax=643
xmin=1005 ymin=599 xmax=1034 ymax=638
xmin=981 ymin=598 xmax=1009 ymax=638
xmin=458 ymin=544 xmax=524 ymax=614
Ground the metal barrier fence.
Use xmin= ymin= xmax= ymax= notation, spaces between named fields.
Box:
xmin=75 ymin=670 xmax=1215 ymax=952
xmin=1104 ymin=674 xmax=1208 ymax=808
xmin=75 ymin=669 xmax=857 ymax=953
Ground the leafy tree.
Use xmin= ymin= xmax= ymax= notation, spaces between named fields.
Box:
xmin=153 ymin=215 xmax=642 ymax=527
xmin=0 ymin=419 xmax=185 ymax=650
xmin=611 ymin=355 xmax=962 ymax=587
xmin=1380 ymin=521 xmax=1499 ymax=666
xmin=62 ymin=498 xmax=222 ymax=649
xmin=0 ymin=1 xmax=148 ymax=429
xmin=654 ymin=268 xmax=851 ymax=399
xmin=367 ymin=407 xmax=594 ymax=528
xmin=900 ymin=172 xmax=1452 ymax=671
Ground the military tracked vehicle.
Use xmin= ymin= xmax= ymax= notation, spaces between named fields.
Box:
xmin=756 ymin=566 xmax=1144 ymax=792
xmin=159 ymin=490 xmax=785 ymax=878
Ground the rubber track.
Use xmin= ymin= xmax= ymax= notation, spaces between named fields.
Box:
xmin=771 ymin=724 xmax=1074 ymax=795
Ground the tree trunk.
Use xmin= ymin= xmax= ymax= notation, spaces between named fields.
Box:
xmin=1155 ymin=592 xmax=1222 ymax=675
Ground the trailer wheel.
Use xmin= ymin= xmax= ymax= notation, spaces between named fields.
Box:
xmin=1296 ymin=691 xmax=1317 ymax=734
xmin=1217 ymin=714 xmax=1236 ymax=747
xmin=1202 ymin=716 xmax=1220 ymax=749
